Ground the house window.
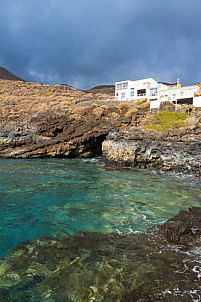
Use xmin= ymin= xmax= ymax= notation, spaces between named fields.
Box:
xmin=137 ymin=89 xmax=146 ymax=97
xmin=116 ymin=93 xmax=118 ymax=96
xmin=121 ymin=92 xmax=125 ymax=98
xmin=116 ymin=82 xmax=128 ymax=90
xmin=150 ymin=88 xmax=158 ymax=96
xmin=123 ymin=82 xmax=128 ymax=89
xmin=130 ymin=88 xmax=134 ymax=97
xmin=116 ymin=84 xmax=122 ymax=90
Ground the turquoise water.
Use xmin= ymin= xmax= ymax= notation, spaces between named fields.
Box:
xmin=0 ymin=158 xmax=201 ymax=258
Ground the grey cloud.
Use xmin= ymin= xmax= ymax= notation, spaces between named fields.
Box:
xmin=0 ymin=0 xmax=201 ymax=89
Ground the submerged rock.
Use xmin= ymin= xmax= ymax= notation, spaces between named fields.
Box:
xmin=0 ymin=207 xmax=201 ymax=301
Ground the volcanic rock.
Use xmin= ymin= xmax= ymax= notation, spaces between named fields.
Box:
xmin=0 ymin=79 xmax=201 ymax=176
xmin=102 ymin=125 xmax=201 ymax=176
xmin=151 ymin=206 xmax=201 ymax=245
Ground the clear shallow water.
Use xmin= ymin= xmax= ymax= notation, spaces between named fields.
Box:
xmin=0 ymin=158 xmax=201 ymax=258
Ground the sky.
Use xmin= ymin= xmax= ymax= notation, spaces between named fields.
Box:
xmin=0 ymin=0 xmax=201 ymax=89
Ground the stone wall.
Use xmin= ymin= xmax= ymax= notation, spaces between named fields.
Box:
xmin=75 ymin=99 xmax=135 ymax=108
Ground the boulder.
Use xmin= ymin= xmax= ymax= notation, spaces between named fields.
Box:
xmin=151 ymin=206 xmax=201 ymax=246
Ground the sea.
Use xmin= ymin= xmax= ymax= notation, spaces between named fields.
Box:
xmin=0 ymin=158 xmax=200 ymax=258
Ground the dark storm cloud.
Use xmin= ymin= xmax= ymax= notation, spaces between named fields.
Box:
xmin=0 ymin=0 xmax=201 ymax=88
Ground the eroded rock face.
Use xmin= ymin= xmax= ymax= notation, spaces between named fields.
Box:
xmin=102 ymin=127 xmax=201 ymax=176
xmin=0 ymin=96 xmax=150 ymax=158
xmin=0 ymin=207 xmax=201 ymax=301
xmin=0 ymin=108 xmax=116 ymax=158
xmin=0 ymin=80 xmax=117 ymax=158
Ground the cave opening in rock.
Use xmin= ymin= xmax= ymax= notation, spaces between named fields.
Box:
xmin=83 ymin=134 xmax=108 ymax=157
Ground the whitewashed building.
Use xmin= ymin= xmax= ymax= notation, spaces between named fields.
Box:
xmin=150 ymin=84 xmax=201 ymax=109
xmin=115 ymin=78 xmax=175 ymax=102
xmin=115 ymin=77 xmax=201 ymax=108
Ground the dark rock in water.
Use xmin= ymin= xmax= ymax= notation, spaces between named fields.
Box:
xmin=0 ymin=208 xmax=201 ymax=301
xmin=151 ymin=206 xmax=201 ymax=246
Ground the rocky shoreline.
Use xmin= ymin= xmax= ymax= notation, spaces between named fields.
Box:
xmin=102 ymin=127 xmax=201 ymax=177
xmin=0 ymin=80 xmax=201 ymax=300
xmin=0 ymin=206 xmax=200 ymax=301
xmin=0 ymin=80 xmax=201 ymax=176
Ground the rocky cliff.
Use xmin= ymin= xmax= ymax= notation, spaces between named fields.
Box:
xmin=102 ymin=125 xmax=201 ymax=176
xmin=0 ymin=79 xmax=201 ymax=176
xmin=0 ymin=103 xmax=149 ymax=158
xmin=102 ymin=108 xmax=201 ymax=176
xmin=0 ymin=80 xmax=150 ymax=158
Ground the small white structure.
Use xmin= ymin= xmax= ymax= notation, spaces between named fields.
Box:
xmin=115 ymin=78 xmax=175 ymax=102
xmin=159 ymin=85 xmax=199 ymax=104
xmin=150 ymin=84 xmax=201 ymax=109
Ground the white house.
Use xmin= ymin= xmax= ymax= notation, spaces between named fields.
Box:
xmin=150 ymin=84 xmax=201 ymax=109
xmin=115 ymin=77 xmax=201 ymax=108
xmin=115 ymin=78 xmax=176 ymax=102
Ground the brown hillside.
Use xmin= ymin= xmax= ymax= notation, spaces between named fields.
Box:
xmin=85 ymin=85 xmax=115 ymax=96
xmin=0 ymin=80 xmax=115 ymax=122
xmin=0 ymin=67 xmax=24 ymax=81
